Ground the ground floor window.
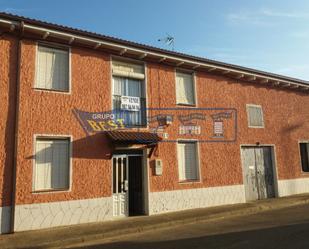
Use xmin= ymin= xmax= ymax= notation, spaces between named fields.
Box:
xmin=300 ymin=142 xmax=309 ymax=172
xmin=177 ymin=141 xmax=199 ymax=181
xmin=34 ymin=137 xmax=70 ymax=191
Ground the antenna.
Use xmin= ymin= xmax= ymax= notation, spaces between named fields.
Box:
xmin=158 ymin=33 xmax=175 ymax=51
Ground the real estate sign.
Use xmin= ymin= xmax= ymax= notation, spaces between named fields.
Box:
xmin=120 ymin=96 xmax=140 ymax=112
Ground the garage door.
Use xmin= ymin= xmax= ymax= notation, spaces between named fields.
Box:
xmin=241 ymin=146 xmax=276 ymax=201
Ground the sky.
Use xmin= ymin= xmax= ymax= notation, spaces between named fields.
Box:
xmin=1 ymin=0 xmax=309 ymax=80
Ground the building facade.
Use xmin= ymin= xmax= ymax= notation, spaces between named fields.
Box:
xmin=0 ymin=12 xmax=309 ymax=234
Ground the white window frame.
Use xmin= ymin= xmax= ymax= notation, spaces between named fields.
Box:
xmin=32 ymin=134 xmax=73 ymax=193
xmin=175 ymin=70 xmax=197 ymax=106
xmin=176 ymin=140 xmax=200 ymax=182
xmin=34 ymin=42 xmax=71 ymax=94
xmin=111 ymin=58 xmax=147 ymax=127
xmin=246 ymin=104 xmax=264 ymax=128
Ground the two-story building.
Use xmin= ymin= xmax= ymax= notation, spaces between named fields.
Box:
xmin=0 ymin=12 xmax=308 ymax=234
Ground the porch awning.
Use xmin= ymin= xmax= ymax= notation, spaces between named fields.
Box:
xmin=105 ymin=131 xmax=162 ymax=145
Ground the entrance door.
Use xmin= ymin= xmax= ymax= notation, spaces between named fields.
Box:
xmin=241 ymin=146 xmax=276 ymax=201
xmin=112 ymin=153 xmax=144 ymax=217
xmin=112 ymin=155 xmax=128 ymax=217
xmin=128 ymin=156 xmax=144 ymax=216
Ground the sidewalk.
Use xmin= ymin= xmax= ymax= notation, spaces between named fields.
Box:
xmin=2 ymin=194 xmax=309 ymax=249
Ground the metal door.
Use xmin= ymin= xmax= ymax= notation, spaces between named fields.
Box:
xmin=241 ymin=146 xmax=275 ymax=201
xmin=241 ymin=148 xmax=259 ymax=201
xmin=112 ymin=155 xmax=128 ymax=217
xmin=257 ymin=147 xmax=275 ymax=199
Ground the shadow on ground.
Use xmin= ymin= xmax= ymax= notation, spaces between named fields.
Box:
xmin=66 ymin=221 xmax=309 ymax=249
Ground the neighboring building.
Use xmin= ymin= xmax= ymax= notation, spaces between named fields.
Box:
xmin=0 ymin=12 xmax=308 ymax=234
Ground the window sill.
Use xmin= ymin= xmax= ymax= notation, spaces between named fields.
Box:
xmin=248 ymin=126 xmax=265 ymax=129
xmin=179 ymin=179 xmax=200 ymax=184
xmin=176 ymin=103 xmax=197 ymax=107
xmin=32 ymin=188 xmax=70 ymax=194
xmin=33 ymin=87 xmax=70 ymax=94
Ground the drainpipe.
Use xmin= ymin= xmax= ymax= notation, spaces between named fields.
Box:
xmin=9 ymin=21 xmax=24 ymax=234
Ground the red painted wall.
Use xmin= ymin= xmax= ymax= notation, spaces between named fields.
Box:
xmin=1 ymin=36 xmax=308 ymax=207
xmin=0 ymin=35 xmax=17 ymax=207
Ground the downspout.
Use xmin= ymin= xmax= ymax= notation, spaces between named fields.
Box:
xmin=9 ymin=20 xmax=24 ymax=233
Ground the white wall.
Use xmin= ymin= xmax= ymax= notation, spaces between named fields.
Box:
xmin=14 ymin=197 xmax=112 ymax=232
xmin=149 ymin=184 xmax=246 ymax=214
xmin=278 ymin=178 xmax=309 ymax=197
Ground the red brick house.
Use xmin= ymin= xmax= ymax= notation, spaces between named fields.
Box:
xmin=0 ymin=12 xmax=308 ymax=234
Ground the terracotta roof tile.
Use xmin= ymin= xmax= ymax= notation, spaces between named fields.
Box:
xmin=106 ymin=131 xmax=162 ymax=144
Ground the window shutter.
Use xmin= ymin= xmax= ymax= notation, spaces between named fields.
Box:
xmin=247 ymin=105 xmax=264 ymax=127
xmin=35 ymin=141 xmax=52 ymax=190
xmin=177 ymin=142 xmax=199 ymax=181
xmin=176 ymin=72 xmax=195 ymax=105
xmin=184 ymin=143 xmax=198 ymax=180
xmin=51 ymin=140 xmax=69 ymax=189
xmin=177 ymin=143 xmax=185 ymax=180
xmin=34 ymin=138 xmax=69 ymax=191
xmin=176 ymin=74 xmax=186 ymax=104
xmin=36 ymin=46 xmax=69 ymax=91
xmin=112 ymin=61 xmax=144 ymax=79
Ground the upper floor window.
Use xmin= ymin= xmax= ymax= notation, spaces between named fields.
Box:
xmin=176 ymin=71 xmax=196 ymax=105
xmin=35 ymin=44 xmax=69 ymax=92
xmin=246 ymin=104 xmax=264 ymax=128
xmin=112 ymin=60 xmax=146 ymax=127
xmin=34 ymin=137 xmax=70 ymax=191
xmin=300 ymin=142 xmax=309 ymax=172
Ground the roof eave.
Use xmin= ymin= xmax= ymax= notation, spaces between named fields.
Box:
xmin=0 ymin=12 xmax=308 ymax=92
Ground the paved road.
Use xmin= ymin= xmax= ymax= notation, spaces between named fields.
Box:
xmin=67 ymin=204 xmax=309 ymax=249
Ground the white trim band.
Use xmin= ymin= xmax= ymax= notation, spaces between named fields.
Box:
xmin=149 ymin=184 xmax=246 ymax=214
xmin=278 ymin=178 xmax=309 ymax=197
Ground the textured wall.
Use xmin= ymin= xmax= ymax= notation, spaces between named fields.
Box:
xmin=15 ymin=40 xmax=113 ymax=205
xmin=0 ymin=35 xmax=17 ymax=208
xmin=147 ymin=63 xmax=309 ymax=193
xmin=4 ymin=37 xmax=309 ymax=210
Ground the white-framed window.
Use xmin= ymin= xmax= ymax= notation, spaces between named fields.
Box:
xmin=299 ymin=142 xmax=309 ymax=172
xmin=33 ymin=137 xmax=70 ymax=191
xmin=246 ymin=104 xmax=264 ymax=128
xmin=112 ymin=60 xmax=146 ymax=127
xmin=176 ymin=71 xmax=196 ymax=105
xmin=35 ymin=44 xmax=70 ymax=92
xmin=177 ymin=141 xmax=199 ymax=181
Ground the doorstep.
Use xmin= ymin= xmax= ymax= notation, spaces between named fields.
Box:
xmin=2 ymin=193 xmax=309 ymax=249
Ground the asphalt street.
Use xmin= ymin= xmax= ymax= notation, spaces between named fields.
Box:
xmin=66 ymin=204 xmax=309 ymax=249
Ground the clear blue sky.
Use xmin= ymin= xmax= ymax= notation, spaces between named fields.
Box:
xmin=1 ymin=0 xmax=309 ymax=80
